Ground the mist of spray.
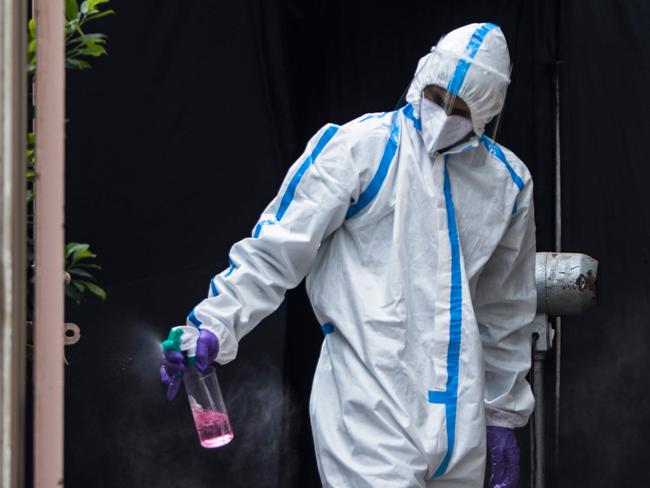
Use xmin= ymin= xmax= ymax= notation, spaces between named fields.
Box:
xmin=223 ymin=357 xmax=300 ymax=486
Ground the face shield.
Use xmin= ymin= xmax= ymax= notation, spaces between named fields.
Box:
xmin=403 ymin=23 xmax=512 ymax=150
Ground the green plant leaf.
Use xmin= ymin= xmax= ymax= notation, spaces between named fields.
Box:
xmin=87 ymin=0 xmax=110 ymax=11
xmin=69 ymin=250 xmax=96 ymax=267
xmin=71 ymin=280 xmax=85 ymax=293
xmin=66 ymin=58 xmax=92 ymax=70
xmin=77 ymin=44 xmax=107 ymax=57
xmin=67 ymin=268 xmax=96 ymax=280
xmin=80 ymin=280 xmax=106 ymax=300
xmin=65 ymin=0 xmax=79 ymax=21
xmin=83 ymin=38 xmax=107 ymax=47
xmin=85 ymin=10 xmax=114 ymax=21
xmin=73 ymin=249 xmax=96 ymax=260
xmin=66 ymin=19 xmax=80 ymax=36
xmin=76 ymin=263 xmax=102 ymax=270
xmin=80 ymin=1 xmax=89 ymax=14
xmin=66 ymin=242 xmax=89 ymax=258
xmin=65 ymin=283 xmax=83 ymax=304
xmin=68 ymin=33 xmax=106 ymax=44
xmin=28 ymin=18 xmax=36 ymax=40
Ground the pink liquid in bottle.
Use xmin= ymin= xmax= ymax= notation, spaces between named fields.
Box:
xmin=189 ymin=397 xmax=234 ymax=448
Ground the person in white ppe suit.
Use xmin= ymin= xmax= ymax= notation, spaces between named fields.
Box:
xmin=162 ymin=22 xmax=536 ymax=488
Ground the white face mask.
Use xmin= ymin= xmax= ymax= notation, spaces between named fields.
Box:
xmin=419 ymin=96 xmax=473 ymax=156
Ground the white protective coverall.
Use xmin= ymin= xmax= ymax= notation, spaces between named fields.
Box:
xmin=189 ymin=22 xmax=536 ymax=487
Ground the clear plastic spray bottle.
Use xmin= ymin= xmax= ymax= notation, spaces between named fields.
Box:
xmin=168 ymin=326 xmax=234 ymax=448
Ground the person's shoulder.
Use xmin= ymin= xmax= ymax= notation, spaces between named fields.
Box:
xmin=311 ymin=110 xmax=396 ymax=183
xmin=481 ymin=136 xmax=532 ymax=187
xmin=337 ymin=110 xmax=395 ymax=143
xmin=306 ymin=110 xmax=394 ymax=151
xmin=345 ymin=110 xmax=394 ymax=127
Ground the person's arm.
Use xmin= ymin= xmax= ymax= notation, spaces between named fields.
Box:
xmin=187 ymin=124 xmax=358 ymax=364
xmin=474 ymin=172 xmax=537 ymax=428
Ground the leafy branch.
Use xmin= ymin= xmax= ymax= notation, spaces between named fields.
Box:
xmin=27 ymin=0 xmax=113 ymax=308
xmin=28 ymin=0 xmax=114 ymax=75
xmin=65 ymin=243 xmax=106 ymax=304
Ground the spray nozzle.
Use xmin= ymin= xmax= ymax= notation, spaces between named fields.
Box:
xmin=162 ymin=327 xmax=184 ymax=352
xmin=162 ymin=326 xmax=200 ymax=368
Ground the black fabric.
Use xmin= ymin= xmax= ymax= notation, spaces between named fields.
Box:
xmin=559 ymin=2 xmax=650 ymax=486
xmin=62 ymin=1 xmax=649 ymax=487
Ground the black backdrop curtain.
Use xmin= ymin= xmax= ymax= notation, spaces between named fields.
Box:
xmin=61 ymin=1 xmax=650 ymax=487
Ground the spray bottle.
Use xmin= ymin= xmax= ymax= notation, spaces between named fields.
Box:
xmin=164 ymin=326 xmax=234 ymax=448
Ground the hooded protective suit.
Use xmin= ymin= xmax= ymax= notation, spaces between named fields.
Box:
xmin=188 ymin=22 xmax=536 ymax=487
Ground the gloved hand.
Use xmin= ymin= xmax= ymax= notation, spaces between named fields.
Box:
xmin=487 ymin=426 xmax=520 ymax=488
xmin=160 ymin=328 xmax=219 ymax=400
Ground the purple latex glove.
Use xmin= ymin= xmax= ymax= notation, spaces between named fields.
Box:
xmin=160 ymin=329 xmax=219 ymax=400
xmin=195 ymin=329 xmax=219 ymax=372
xmin=160 ymin=349 xmax=186 ymax=400
xmin=487 ymin=426 xmax=520 ymax=488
